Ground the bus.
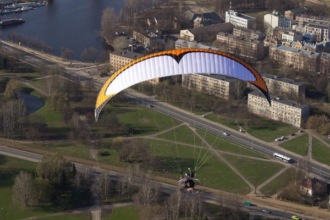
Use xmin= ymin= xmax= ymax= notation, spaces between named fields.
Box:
xmin=273 ymin=153 xmax=293 ymax=163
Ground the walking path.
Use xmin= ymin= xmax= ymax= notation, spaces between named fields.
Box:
xmin=255 ymin=166 xmax=291 ymax=195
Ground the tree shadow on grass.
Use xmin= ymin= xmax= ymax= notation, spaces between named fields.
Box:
xmin=0 ymin=167 xmax=31 ymax=187
xmin=151 ymin=156 xmax=196 ymax=174
xmin=0 ymin=154 xmax=7 ymax=166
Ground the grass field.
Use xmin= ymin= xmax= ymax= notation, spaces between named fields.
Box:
xmin=103 ymin=206 xmax=139 ymax=220
xmin=33 ymin=104 xmax=65 ymax=128
xmin=224 ymin=155 xmax=285 ymax=187
xmin=280 ymin=134 xmax=309 ymax=156
xmin=147 ymin=139 xmax=251 ymax=194
xmin=27 ymin=142 xmax=91 ymax=160
xmin=260 ymin=168 xmax=297 ymax=196
xmin=312 ymin=138 xmax=330 ymax=166
xmin=196 ymin=129 xmax=266 ymax=158
xmin=156 ymin=124 xmax=205 ymax=146
xmin=116 ymin=105 xmax=180 ymax=135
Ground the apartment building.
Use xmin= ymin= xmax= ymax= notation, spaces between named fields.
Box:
xmin=109 ymin=50 xmax=143 ymax=71
xmin=109 ymin=49 xmax=161 ymax=84
xmin=262 ymin=73 xmax=305 ymax=100
xmin=182 ymin=74 xmax=242 ymax=100
xmin=225 ymin=10 xmax=256 ymax=29
xmin=216 ymin=32 xmax=266 ymax=59
xmin=320 ymin=52 xmax=330 ymax=76
xmin=269 ymin=45 xmax=320 ymax=71
xmin=180 ymin=22 xmax=234 ymax=42
xmin=248 ymin=90 xmax=310 ymax=127
xmin=305 ymin=21 xmax=330 ymax=42
xmin=284 ymin=7 xmax=308 ymax=20
xmin=264 ymin=10 xmax=292 ymax=29
xmin=296 ymin=15 xmax=330 ymax=26
xmin=233 ymin=27 xmax=266 ymax=40
xmin=175 ymin=39 xmax=218 ymax=50
xmin=281 ymin=30 xmax=303 ymax=42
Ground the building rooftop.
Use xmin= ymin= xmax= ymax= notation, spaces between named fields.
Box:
xmin=271 ymin=45 xmax=320 ymax=58
xmin=188 ymin=22 xmax=234 ymax=36
xmin=227 ymin=10 xmax=256 ymax=20
xmin=217 ymin=32 xmax=261 ymax=44
xmin=321 ymin=52 xmax=330 ymax=58
xmin=110 ymin=49 xmax=143 ymax=60
xmin=249 ymin=90 xmax=309 ymax=109
xmin=262 ymin=73 xmax=305 ymax=86
xmin=206 ymin=74 xmax=238 ymax=82
xmin=306 ymin=21 xmax=330 ymax=28
xmin=285 ymin=7 xmax=308 ymax=15
xmin=175 ymin=39 xmax=218 ymax=50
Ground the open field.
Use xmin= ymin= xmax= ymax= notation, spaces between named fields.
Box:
xmin=260 ymin=168 xmax=297 ymax=196
xmin=147 ymin=139 xmax=251 ymax=194
xmin=280 ymin=134 xmax=309 ymax=156
xmin=103 ymin=206 xmax=139 ymax=220
xmin=224 ymin=155 xmax=285 ymax=187
xmin=115 ymin=105 xmax=180 ymax=135
xmin=156 ymin=124 xmax=205 ymax=146
xmin=196 ymin=129 xmax=267 ymax=159
xmin=312 ymin=138 xmax=330 ymax=166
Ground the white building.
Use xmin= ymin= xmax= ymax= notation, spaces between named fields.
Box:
xmin=248 ymin=90 xmax=310 ymax=128
xmin=225 ymin=10 xmax=256 ymax=29
xmin=264 ymin=10 xmax=292 ymax=29
xmin=182 ymin=74 xmax=242 ymax=100
xmin=281 ymin=31 xmax=303 ymax=42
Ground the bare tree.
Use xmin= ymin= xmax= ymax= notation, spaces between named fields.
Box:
xmin=95 ymin=172 xmax=112 ymax=201
xmin=61 ymin=47 xmax=74 ymax=60
xmin=12 ymin=171 xmax=36 ymax=207
xmin=0 ymin=100 xmax=26 ymax=139
xmin=182 ymin=193 xmax=206 ymax=220
xmin=80 ymin=47 xmax=98 ymax=62
xmin=165 ymin=189 xmax=183 ymax=220
xmin=113 ymin=36 xmax=129 ymax=50
xmin=100 ymin=7 xmax=118 ymax=45
xmin=133 ymin=173 xmax=161 ymax=207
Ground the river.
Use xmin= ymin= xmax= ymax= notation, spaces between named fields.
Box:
xmin=0 ymin=0 xmax=124 ymax=60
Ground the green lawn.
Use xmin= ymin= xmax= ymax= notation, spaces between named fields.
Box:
xmin=116 ymin=106 xmax=180 ymax=135
xmin=205 ymin=113 xmax=297 ymax=142
xmin=225 ymin=155 xmax=285 ymax=187
xmin=33 ymin=104 xmax=64 ymax=127
xmin=38 ymin=213 xmax=89 ymax=220
xmin=260 ymin=168 xmax=297 ymax=196
xmin=280 ymin=134 xmax=309 ymax=156
xmin=156 ymin=124 xmax=205 ymax=146
xmin=103 ymin=205 xmax=139 ymax=220
xmin=27 ymin=142 xmax=91 ymax=160
xmin=312 ymin=138 xmax=330 ymax=166
xmin=196 ymin=129 xmax=266 ymax=158
xmin=147 ymin=139 xmax=250 ymax=194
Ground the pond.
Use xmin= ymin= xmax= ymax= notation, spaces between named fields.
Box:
xmin=19 ymin=92 xmax=44 ymax=114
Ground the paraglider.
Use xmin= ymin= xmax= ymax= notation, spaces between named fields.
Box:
xmin=95 ymin=48 xmax=270 ymax=121
xmin=179 ymin=168 xmax=199 ymax=193
xmin=95 ymin=48 xmax=270 ymax=192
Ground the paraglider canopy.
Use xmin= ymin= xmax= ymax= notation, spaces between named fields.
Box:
xmin=95 ymin=48 xmax=270 ymax=121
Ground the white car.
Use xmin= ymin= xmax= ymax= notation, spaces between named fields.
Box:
xmin=223 ymin=132 xmax=229 ymax=136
